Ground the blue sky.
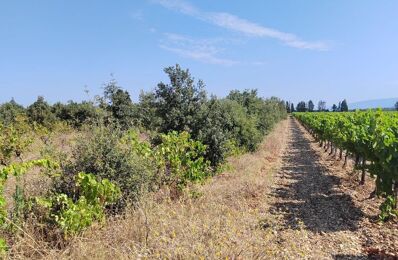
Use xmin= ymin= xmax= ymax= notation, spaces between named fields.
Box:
xmin=1 ymin=0 xmax=397 ymax=107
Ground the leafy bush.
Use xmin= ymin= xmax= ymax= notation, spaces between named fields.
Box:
xmin=379 ymin=195 xmax=398 ymax=221
xmin=0 ymin=116 xmax=32 ymax=165
xmin=0 ymin=99 xmax=26 ymax=125
xmin=37 ymin=172 xmax=121 ymax=235
xmin=56 ymin=124 xmax=156 ymax=203
xmin=0 ymin=159 xmax=59 ymax=249
xmin=153 ymin=131 xmax=210 ymax=190
xmin=52 ymin=101 xmax=101 ymax=128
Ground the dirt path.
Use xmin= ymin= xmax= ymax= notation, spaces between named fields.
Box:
xmin=267 ymin=117 xmax=364 ymax=258
xmin=267 ymin=117 xmax=397 ymax=259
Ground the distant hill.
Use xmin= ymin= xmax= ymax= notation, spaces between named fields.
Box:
xmin=349 ymin=98 xmax=398 ymax=110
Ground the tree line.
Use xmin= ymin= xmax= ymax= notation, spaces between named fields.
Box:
xmin=0 ymin=64 xmax=287 ymax=169
xmin=285 ymin=99 xmax=349 ymax=113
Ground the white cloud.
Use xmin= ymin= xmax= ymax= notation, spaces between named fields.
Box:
xmin=151 ymin=0 xmax=199 ymax=16
xmin=130 ymin=10 xmax=144 ymax=21
xmin=160 ymin=33 xmax=238 ymax=66
xmin=153 ymin=0 xmax=330 ymax=51
xmin=160 ymin=45 xmax=238 ymax=66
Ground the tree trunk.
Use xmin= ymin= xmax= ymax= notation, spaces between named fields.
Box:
xmin=394 ymin=181 xmax=398 ymax=209
xmin=360 ymin=157 xmax=366 ymax=185
xmin=343 ymin=152 xmax=349 ymax=168
xmin=355 ymin=155 xmax=360 ymax=167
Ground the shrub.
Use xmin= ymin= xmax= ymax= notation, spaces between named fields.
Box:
xmin=56 ymin=124 xmax=156 ymax=203
xmin=52 ymin=101 xmax=100 ymax=128
xmin=0 ymin=159 xmax=59 ymax=250
xmin=37 ymin=172 xmax=121 ymax=235
xmin=0 ymin=99 xmax=26 ymax=125
xmin=0 ymin=116 xmax=32 ymax=165
xmin=27 ymin=96 xmax=57 ymax=128
xmin=153 ymin=131 xmax=211 ymax=190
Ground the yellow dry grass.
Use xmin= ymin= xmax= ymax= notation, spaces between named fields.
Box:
xmin=10 ymin=119 xmax=303 ymax=259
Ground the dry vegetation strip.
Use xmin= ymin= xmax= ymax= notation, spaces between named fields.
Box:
xmin=12 ymin=120 xmax=292 ymax=259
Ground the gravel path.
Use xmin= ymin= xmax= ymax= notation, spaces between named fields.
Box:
xmin=267 ymin=117 xmax=397 ymax=259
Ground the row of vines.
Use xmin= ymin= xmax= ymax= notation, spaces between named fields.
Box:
xmin=294 ymin=111 xmax=398 ymax=220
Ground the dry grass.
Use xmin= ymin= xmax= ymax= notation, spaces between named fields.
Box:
xmin=3 ymin=130 xmax=77 ymax=212
xmin=8 ymin=119 xmax=301 ymax=259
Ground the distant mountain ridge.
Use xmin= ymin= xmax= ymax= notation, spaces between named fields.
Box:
xmin=349 ymin=98 xmax=398 ymax=110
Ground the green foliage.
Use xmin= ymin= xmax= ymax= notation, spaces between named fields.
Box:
xmin=318 ymin=101 xmax=327 ymax=112
xmin=58 ymin=124 xmax=155 ymax=202
xmin=27 ymin=96 xmax=56 ymax=127
xmin=341 ymin=99 xmax=349 ymax=112
xmin=154 ymin=131 xmax=210 ymax=190
xmin=11 ymin=182 xmax=26 ymax=227
xmin=195 ymin=98 xmax=239 ymax=166
xmin=0 ymin=159 xmax=59 ymax=248
xmin=225 ymin=92 xmax=287 ymax=150
xmin=103 ymin=79 xmax=136 ymax=129
xmin=38 ymin=172 xmax=121 ymax=235
xmin=142 ymin=67 xmax=287 ymax=168
xmin=153 ymin=64 xmax=207 ymax=133
xmin=0 ymin=238 xmax=7 ymax=257
xmin=0 ymin=99 xmax=26 ymax=125
xmin=295 ymin=111 xmax=398 ymax=215
xmin=0 ymin=116 xmax=32 ymax=165
xmin=308 ymin=100 xmax=315 ymax=112
xmin=395 ymin=101 xmax=398 ymax=111
xmin=296 ymin=101 xmax=307 ymax=112
xmin=52 ymin=101 xmax=100 ymax=128
xmin=379 ymin=195 xmax=398 ymax=221
xmin=136 ymin=91 xmax=162 ymax=130
xmin=75 ymin=172 xmax=121 ymax=204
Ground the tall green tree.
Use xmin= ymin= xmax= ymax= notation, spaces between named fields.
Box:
xmin=318 ymin=100 xmax=327 ymax=112
xmin=394 ymin=101 xmax=398 ymax=111
xmin=290 ymin=103 xmax=295 ymax=113
xmin=332 ymin=104 xmax=338 ymax=112
xmin=286 ymin=101 xmax=290 ymax=113
xmin=227 ymin=89 xmax=262 ymax=115
xmin=341 ymin=99 xmax=349 ymax=112
xmin=103 ymin=80 xmax=135 ymax=129
xmin=153 ymin=64 xmax=207 ymax=133
xmin=296 ymin=101 xmax=307 ymax=112
xmin=137 ymin=91 xmax=161 ymax=130
xmin=308 ymin=100 xmax=315 ymax=112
